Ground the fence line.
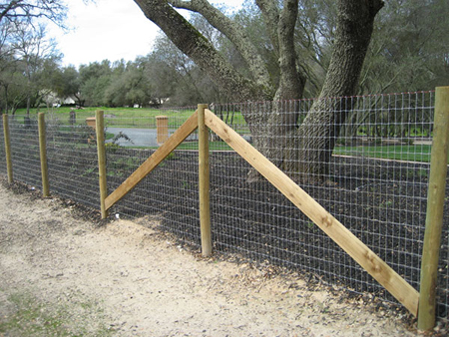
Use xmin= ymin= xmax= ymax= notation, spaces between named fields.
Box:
xmin=104 ymin=110 xmax=199 ymax=210
xmin=90 ymin=105 xmax=421 ymax=314
xmin=205 ymin=108 xmax=420 ymax=315
xmin=0 ymin=89 xmax=448 ymax=329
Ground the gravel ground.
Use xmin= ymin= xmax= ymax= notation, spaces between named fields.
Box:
xmin=0 ymin=181 xmax=436 ymax=336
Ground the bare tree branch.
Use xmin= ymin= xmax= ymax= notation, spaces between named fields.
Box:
xmin=255 ymin=0 xmax=279 ymax=53
xmin=275 ymin=0 xmax=305 ymax=100
xmin=318 ymin=0 xmax=384 ymax=99
xmin=134 ymin=0 xmax=270 ymax=101
xmin=0 ymin=0 xmax=21 ymax=22
xmin=169 ymin=0 xmax=272 ymax=93
xmin=0 ymin=1 xmax=71 ymax=29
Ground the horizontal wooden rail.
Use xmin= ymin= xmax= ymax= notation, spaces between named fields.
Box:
xmin=204 ymin=109 xmax=419 ymax=316
xmin=105 ymin=110 xmax=199 ymax=211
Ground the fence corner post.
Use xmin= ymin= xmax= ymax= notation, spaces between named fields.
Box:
xmin=38 ymin=112 xmax=50 ymax=197
xmin=2 ymin=114 xmax=13 ymax=184
xmin=418 ymin=86 xmax=449 ymax=331
xmin=198 ymin=104 xmax=212 ymax=257
xmin=95 ymin=110 xmax=108 ymax=219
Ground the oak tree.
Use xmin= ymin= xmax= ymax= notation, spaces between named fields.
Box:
xmin=134 ymin=0 xmax=384 ymax=182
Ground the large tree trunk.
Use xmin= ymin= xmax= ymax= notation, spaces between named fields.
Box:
xmin=287 ymin=97 xmax=354 ymax=182
xmin=26 ymin=94 xmax=31 ymax=116
xmin=244 ymin=0 xmax=305 ymax=182
xmin=134 ymin=0 xmax=384 ymax=183
xmin=3 ymin=84 xmax=8 ymax=114
xmin=291 ymin=0 xmax=384 ymax=182
xmin=134 ymin=0 xmax=271 ymax=102
xmin=250 ymin=0 xmax=384 ymax=183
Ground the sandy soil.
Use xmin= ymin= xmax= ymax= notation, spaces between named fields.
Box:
xmin=0 ymin=182 xmax=424 ymax=336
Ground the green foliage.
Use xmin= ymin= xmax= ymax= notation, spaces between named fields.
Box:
xmin=361 ymin=0 xmax=449 ymax=93
xmin=2 ymin=0 xmax=446 ymax=119
xmin=104 ymin=142 xmax=120 ymax=153
xmin=107 ymin=156 xmax=142 ymax=177
xmin=175 ymin=141 xmax=232 ymax=151
xmin=166 ymin=152 xmax=176 ymax=160
xmin=13 ymin=106 xmax=239 ymax=130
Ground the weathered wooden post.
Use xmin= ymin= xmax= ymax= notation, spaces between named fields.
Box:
xmin=2 ymin=114 xmax=13 ymax=184
xmin=38 ymin=113 xmax=50 ymax=197
xmin=418 ymin=86 xmax=449 ymax=331
xmin=95 ymin=110 xmax=108 ymax=219
xmin=198 ymin=104 xmax=212 ymax=257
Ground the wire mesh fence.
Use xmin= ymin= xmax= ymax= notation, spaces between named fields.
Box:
xmin=1 ymin=112 xmax=100 ymax=207
xmin=104 ymin=108 xmax=201 ymax=244
xmin=206 ymin=92 xmax=445 ymax=318
xmin=4 ymin=115 xmax=42 ymax=188
xmin=0 ymin=90 xmax=448 ymax=324
xmin=45 ymin=113 xmax=100 ymax=208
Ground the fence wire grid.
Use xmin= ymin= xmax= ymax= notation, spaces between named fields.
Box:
xmin=1 ymin=91 xmax=448 ymax=324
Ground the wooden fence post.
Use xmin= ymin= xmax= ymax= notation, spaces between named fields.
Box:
xmin=2 ymin=114 xmax=13 ymax=184
xmin=95 ymin=110 xmax=108 ymax=219
xmin=198 ymin=104 xmax=212 ymax=257
xmin=418 ymin=86 xmax=449 ymax=331
xmin=156 ymin=115 xmax=169 ymax=145
xmin=38 ymin=113 xmax=50 ymax=197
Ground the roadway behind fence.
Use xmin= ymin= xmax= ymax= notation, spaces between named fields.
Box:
xmin=1 ymin=90 xmax=448 ymax=329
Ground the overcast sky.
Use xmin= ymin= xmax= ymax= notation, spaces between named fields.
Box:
xmin=49 ymin=0 xmax=244 ymax=68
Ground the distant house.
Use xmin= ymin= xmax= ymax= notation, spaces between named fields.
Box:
xmin=62 ymin=96 xmax=76 ymax=105
xmin=42 ymin=91 xmax=76 ymax=107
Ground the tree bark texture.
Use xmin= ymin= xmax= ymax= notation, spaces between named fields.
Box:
xmin=134 ymin=0 xmax=270 ymax=102
xmin=133 ymin=0 xmax=384 ymax=182
xmin=287 ymin=0 xmax=384 ymax=182
xmin=247 ymin=0 xmax=383 ymax=182
xmin=169 ymin=0 xmax=273 ymax=93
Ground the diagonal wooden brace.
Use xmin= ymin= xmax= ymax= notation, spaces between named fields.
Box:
xmin=105 ymin=110 xmax=198 ymax=211
xmin=204 ymin=108 xmax=419 ymax=317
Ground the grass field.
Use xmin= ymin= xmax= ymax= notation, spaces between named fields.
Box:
xmin=169 ymin=142 xmax=437 ymax=164
xmin=14 ymin=106 xmax=246 ymax=129
xmin=333 ymin=144 xmax=439 ymax=163
xmin=12 ymin=107 xmax=439 ymax=164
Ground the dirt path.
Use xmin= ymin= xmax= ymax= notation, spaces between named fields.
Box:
xmin=0 ymin=182 xmax=422 ymax=336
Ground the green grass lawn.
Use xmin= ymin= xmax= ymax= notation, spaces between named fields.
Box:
xmin=152 ymin=142 xmax=436 ymax=165
xmin=14 ymin=106 xmax=247 ymax=129
xmin=134 ymin=141 xmax=232 ymax=151
xmin=125 ymin=138 xmax=436 ymax=164
xmin=176 ymin=141 xmax=232 ymax=151
xmin=171 ymin=142 xmax=436 ymax=164
xmin=13 ymin=107 xmax=438 ymax=163
xmin=333 ymin=144 xmax=439 ymax=163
